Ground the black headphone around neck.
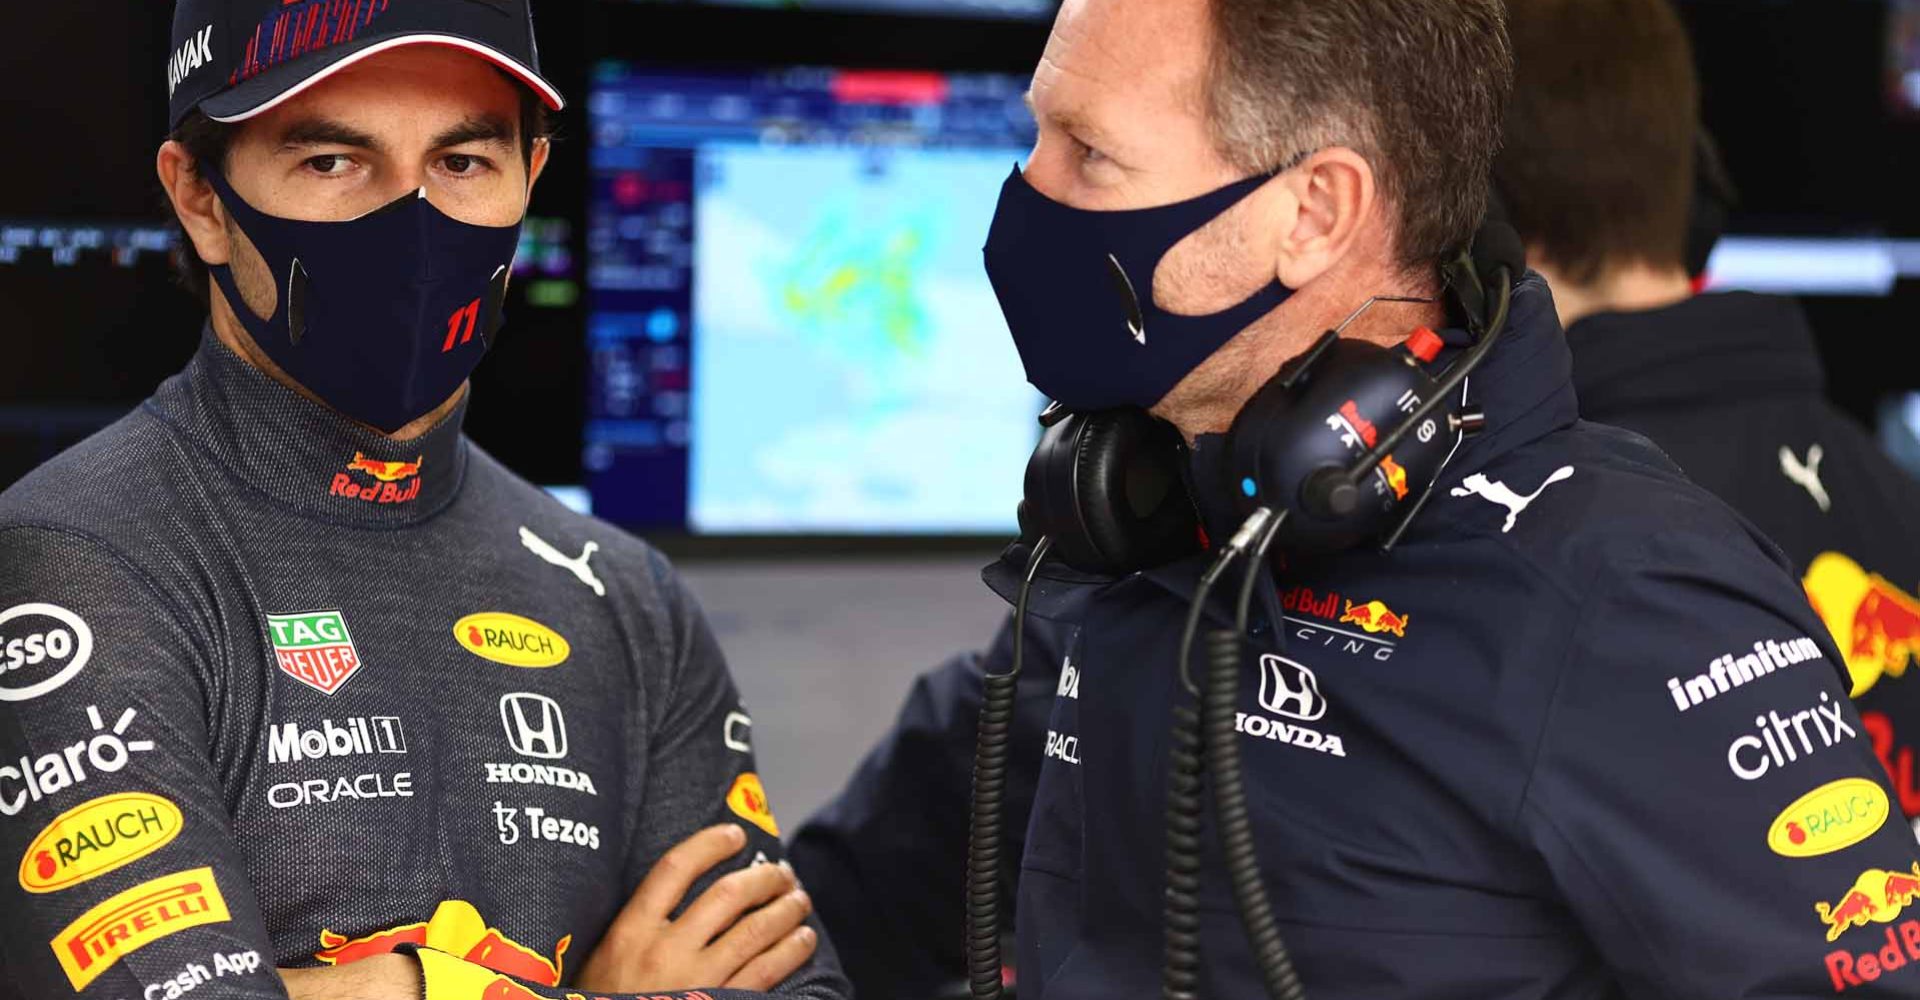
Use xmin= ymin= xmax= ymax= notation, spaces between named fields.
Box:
xmin=1016 ymin=206 xmax=1525 ymax=574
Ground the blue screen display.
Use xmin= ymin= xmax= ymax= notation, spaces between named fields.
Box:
xmin=585 ymin=64 xmax=1042 ymax=533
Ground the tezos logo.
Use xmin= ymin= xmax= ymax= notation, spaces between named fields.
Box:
xmin=0 ymin=603 xmax=93 ymax=702
xmin=491 ymin=801 xmax=601 ymax=850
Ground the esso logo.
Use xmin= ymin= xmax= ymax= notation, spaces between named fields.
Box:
xmin=0 ymin=604 xmax=94 ymax=702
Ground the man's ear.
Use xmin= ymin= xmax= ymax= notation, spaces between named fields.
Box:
xmin=1271 ymin=147 xmax=1374 ymax=290
xmin=157 ymin=141 xmax=231 ymax=267
xmin=528 ymin=136 xmax=551 ymax=192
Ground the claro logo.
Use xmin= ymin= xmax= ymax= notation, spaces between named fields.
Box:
xmin=0 ymin=604 xmax=94 ymax=702
xmin=1 ymin=705 xmax=156 ymax=817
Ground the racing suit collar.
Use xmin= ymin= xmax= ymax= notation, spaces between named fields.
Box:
xmin=1433 ymin=271 xmax=1582 ymax=486
xmin=141 ymin=326 xmax=472 ymax=527
xmin=1567 ymin=291 xmax=1824 ymax=423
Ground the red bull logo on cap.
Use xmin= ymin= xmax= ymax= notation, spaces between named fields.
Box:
xmin=316 ymin=900 xmax=570 ymax=986
xmin=1339 ymin=599 xmax=1409 ymax=639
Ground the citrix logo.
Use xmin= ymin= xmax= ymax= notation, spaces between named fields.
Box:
xmin=1728 ymin=691 xmax=1859 ymax=780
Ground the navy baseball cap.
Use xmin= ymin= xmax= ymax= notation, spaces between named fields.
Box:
xmin=167 ymin=0 xmax=565 ymax=130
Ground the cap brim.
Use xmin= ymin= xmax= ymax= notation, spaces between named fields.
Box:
xmin=200 ymin=32 xmax=564 ymax=124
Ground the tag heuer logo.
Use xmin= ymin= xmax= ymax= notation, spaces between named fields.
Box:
xmin=265 ymin=611 xmax=363 ymax=696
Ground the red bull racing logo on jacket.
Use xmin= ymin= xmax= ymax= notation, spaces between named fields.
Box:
xmin=1817 ymin=864 xmax=1920 ymax=942
xmin=1805 ymin=552 xmax=1920 ymax=697
xmin=1339 ymin=599 xmax=1409 ymax=638
xmin=1819 ymin=864 xmax=1920 ymax=992
xmin=1280 ymin=586 xmax=1400 ymax=661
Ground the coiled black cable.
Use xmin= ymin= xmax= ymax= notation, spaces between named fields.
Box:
xmin=1163 ymin=698 xmax=1205 ymax=1000
xmin=967 ymin=536 xmax=1052 ymax=1000
xmin=1200 ymin=514 xmax=1306 ymax=1000
xmin=1163 ymin=509 xmax=1276 ymax=1000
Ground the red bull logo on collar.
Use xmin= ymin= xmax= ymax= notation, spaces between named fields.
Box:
xmin=332 ymin=452 xmax=423 ymax=504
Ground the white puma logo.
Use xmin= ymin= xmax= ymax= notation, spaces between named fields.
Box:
xmin=518 ymin=526 xmax=605 ymax=597
xmin=1449 ymin=466 xmax=1575 ymax=533
xmin=1779 ymin=444 xmax=1830 ymax=513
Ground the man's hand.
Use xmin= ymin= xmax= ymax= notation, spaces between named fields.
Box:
xmin=576 ymin=824 xmax=817 ymax=993
xmin=281 ymin=953 xmax=423 ymax=1000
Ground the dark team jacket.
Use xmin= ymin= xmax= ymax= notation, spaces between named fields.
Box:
xmin=0 ymin=332 xmax=849 ymax=1000
xmin=1572 ymin=291 xmax=1920 ymax=839
xmin=794 ymin=278 xmax=1920 ymax=999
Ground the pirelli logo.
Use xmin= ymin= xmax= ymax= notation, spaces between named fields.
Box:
xmin=51 ymin=866 xmax=231 ymax=989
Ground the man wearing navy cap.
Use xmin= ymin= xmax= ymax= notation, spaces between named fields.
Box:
xmin=0 ymin=3 xmax=849 ymax=998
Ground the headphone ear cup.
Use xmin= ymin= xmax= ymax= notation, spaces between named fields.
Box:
xmin=1686 ymin=129 xmax=1738 ymax=278
xmin=1023 ymin=410 xmax=1199 ymax=575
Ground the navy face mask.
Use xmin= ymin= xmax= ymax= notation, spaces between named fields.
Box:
xmin=983 ymin=166 xmax=1294 ymax=411
xmin=204 ymin=169 xmax=522 ymax=433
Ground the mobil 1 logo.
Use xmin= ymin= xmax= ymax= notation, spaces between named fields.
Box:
xmin=267 ymin=717 xmax=406 ymax=764
xmin=0 ymin=604 xmax=93 ymax=702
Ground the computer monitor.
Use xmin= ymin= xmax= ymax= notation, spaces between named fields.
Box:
xmin=585 ymin=63 xmax=1042 ymax=534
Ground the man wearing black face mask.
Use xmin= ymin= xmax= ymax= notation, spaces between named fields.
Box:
xmin=793 ymin=0 xmax=1920 ymax=997
xmin=0 ymin=4 xmax=850 ymax=999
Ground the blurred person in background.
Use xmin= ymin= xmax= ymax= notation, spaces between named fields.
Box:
xmin=1495 ymin=0 xmax=1920 ymax=840
xmin=0 ymin=2 xmax=848 ymax=998
xmin=794 ymin=0 xmax=1920 ymax=996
